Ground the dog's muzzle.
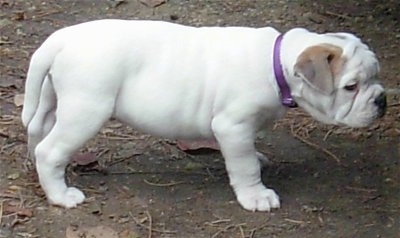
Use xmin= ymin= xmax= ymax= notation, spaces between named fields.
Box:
xmin=374 ymin=92 xmax=387 ymax=118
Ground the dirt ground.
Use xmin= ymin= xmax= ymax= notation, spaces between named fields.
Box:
xmin=0 ymin=0 xmax=399 ymax=237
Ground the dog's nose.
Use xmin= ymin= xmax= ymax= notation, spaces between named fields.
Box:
xmin=374 ymin=92 xmax=387 ymax=118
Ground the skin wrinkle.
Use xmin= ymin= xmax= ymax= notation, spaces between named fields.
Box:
xmin=338 ymin=89 xmax=359 ymax=122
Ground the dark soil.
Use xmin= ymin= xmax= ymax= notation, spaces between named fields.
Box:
xmin=0 ymin=0 xmax=399 ymax=237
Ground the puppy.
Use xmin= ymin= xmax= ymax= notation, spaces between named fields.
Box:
xmin=22 ymin=20 xmax=386 ymax=211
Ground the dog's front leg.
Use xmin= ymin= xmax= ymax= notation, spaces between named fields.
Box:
xmin=212 ymin=116 xmax=280 ymax=212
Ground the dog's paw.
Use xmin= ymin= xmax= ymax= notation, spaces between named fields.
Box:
xmin=48 ymin=187 xmax=86 ymax=208
xmin=235 ymin=184 xmax=280 ymax=212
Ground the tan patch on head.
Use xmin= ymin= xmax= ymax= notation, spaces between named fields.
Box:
xmin=294 ymin=44 xmax=346 ymax=94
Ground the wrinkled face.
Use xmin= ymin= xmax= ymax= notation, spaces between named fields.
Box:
xmin=293 ymin=33 xmax=386 ymax=128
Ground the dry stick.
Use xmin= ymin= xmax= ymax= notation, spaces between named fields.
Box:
xmin=211 ymin=229 xmax=223 ymax=238
xmin=143 ymin=179 xmax=184 ymax=187
xmin=249 ymin=223 xmax=271 ymax=238
xmin=0 ymin=193 xmax=19 ymax=199
xmin=210 ymin=219 xmax=232 ymax=225
xmin=99 ymin=135 xmax=130 ymax=140
xmin=284 ymin=218 xmax=305 ymax=224
xmin=293 ymin=132 xmax=341 ymax=164
xmin=0 ymin=200 xmax=3 ymax=225
xmin=324 ymin=11 xmax=351 ymax=20
xmin=145 ymin=210 xmax=152 ymax=238
xmin=291 ymin=125 xmax=341 ymax=164
xmin=79 ymin=170 xmax=208 ymax=176
xmin=345 ymin=186 xmax=377 ymax=193
xmin=388 ymin=102 xmax=400 ymax=107
xmin=211 ymin=223 xmax=245 ymax=238
xmin=129 ymin=212 xmax=177 ymax=234
xmin=107 ymin=155 xmax=140 ymax=166
xmin=100 ymin=132 xmax=138 ymax=140
xmin=17 ymin=190 xmax=25 ymax=209
xmin=238 ymin=225 xmax=245 ymax=238
xmin=211 ymin=225 xmax=234 ymax=238
xmin=323 ymin=129 xmax=333 ymax=141
xmin=31 ymin=9 xmax=62 ymax=19
xmin=204 ymin=219 xmax=231 ymax=228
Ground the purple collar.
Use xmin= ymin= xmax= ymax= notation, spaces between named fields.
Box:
xmin=273 ymin=34 xmax=298 ymax=108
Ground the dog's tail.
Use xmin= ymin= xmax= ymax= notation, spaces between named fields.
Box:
xmin=21 ymin=32 xmax=64 ymax=128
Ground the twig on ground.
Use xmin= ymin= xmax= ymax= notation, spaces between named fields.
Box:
xmin=284 ymin=218 xmax=305 ymax=224
xmin=248 ymin=222 xmax=271 ymax=238
xmin=79 ymin=170 xmax=208 ymax=176
xmin=31 ymin=9 xmax=62 ymax=19
xmin=323 ymin=10 xmax=351 ymax=20
xmin=145 ymin=210 xmax=152 ymax=238
xmin=323 ymin=129 xmax=333 ymax=141
xmin=291 ymin=125 xmax=341 ymax=164
xmin=100 ymin=133 xmax=137 ymax=140
xmin=388 ymin=102 xmax=400 ymax=107
xmin=100 ymin=135 xmax=129 ymax=140
xmin=210 ymin=224 xmax=235 ymax=238
xmin=345 ymin=186 xmax=377 ymax=193
xmin=210 ymin=223 xmax=246 ymax=238
xmin=210 ymin=219 xmax=232 ymax=225
xmin=0 ymin=200 xmax=3 ymax=225
xmin=238 ymin=224 xmax=245 ymax=238
xmin=0 ymin=117 xmax=15 ymax=125
xmin=0 ymin=193 xmax=20 ymax=199
xmin=143 ymin=179 xmax=184 ymax=187
xmin=107 ymin=156 xmax=134 ymax=167
xmin=129 ymin=212 xmax=177 ymax=234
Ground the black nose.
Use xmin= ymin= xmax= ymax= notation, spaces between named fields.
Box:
xmin=374 ymin=92 xmax=387 ymax=118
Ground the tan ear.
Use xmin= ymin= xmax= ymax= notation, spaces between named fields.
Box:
xmin=294 ymin=44 xmax=345 ymax=95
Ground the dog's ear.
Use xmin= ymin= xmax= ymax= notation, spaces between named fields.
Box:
xmin=294 ymin=44 xmax=345 ymax=95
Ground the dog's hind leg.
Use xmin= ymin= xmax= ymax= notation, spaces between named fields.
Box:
xmin=34 ymin=96 xmax=114 ymax=208
xmin=26 ymin=76 xmax=56 ymax=162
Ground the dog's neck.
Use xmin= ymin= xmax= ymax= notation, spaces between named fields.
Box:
xmin=273 ymin=34 xmax=298 ymax=108
xmin=279 ymin=28 xmax=321 ymax=104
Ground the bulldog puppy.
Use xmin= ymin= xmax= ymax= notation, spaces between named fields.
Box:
xmin=22 ymin=20 xmax=386 ymax=211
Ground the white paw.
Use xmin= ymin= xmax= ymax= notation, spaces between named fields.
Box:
xmin=235 ymin=184 xmax=280 ymax=212
xmin=48 ymin=187 xmax=86 ymax=208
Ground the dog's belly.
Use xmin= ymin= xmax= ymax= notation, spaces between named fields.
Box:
xmin=113 ymin=72 xmax=216 ymax=139
xmin=114 ymin=100 xmax=214 ymax=139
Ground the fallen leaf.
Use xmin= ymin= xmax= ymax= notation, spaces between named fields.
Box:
xmin=384 ymin=128 xmax=400 ymax=137
xmin=183 ymin=161 xmax=205 ymax=171
xmin=72 ymin=152 xmax=98 ymax=166
xmin=176 ymin=139 xmax=220 ymax=151
xmin=7 ymin=172 xmax=20 ymax=180
xmin=3 ymin=203 xmax=33 ymax=217
xmin=8 ymin=185 xmax=23 ymax=191
xmin=107 ymin=0 xmax=126 ymax=8
xmin=11 ymin=11 xmax=25 ymax=21
xmin=13 ymin=93 xmax=24 ymax=107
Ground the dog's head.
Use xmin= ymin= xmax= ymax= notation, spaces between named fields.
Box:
xmin=287 ymin=30 xmax=386 ymax=127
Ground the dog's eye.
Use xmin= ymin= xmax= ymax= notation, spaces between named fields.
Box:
xmin=344 ymin=83 xmax=358 ymax=91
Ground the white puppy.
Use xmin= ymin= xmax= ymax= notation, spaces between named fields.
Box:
xmin=22 ymin=20 xmax=386 ymax=211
